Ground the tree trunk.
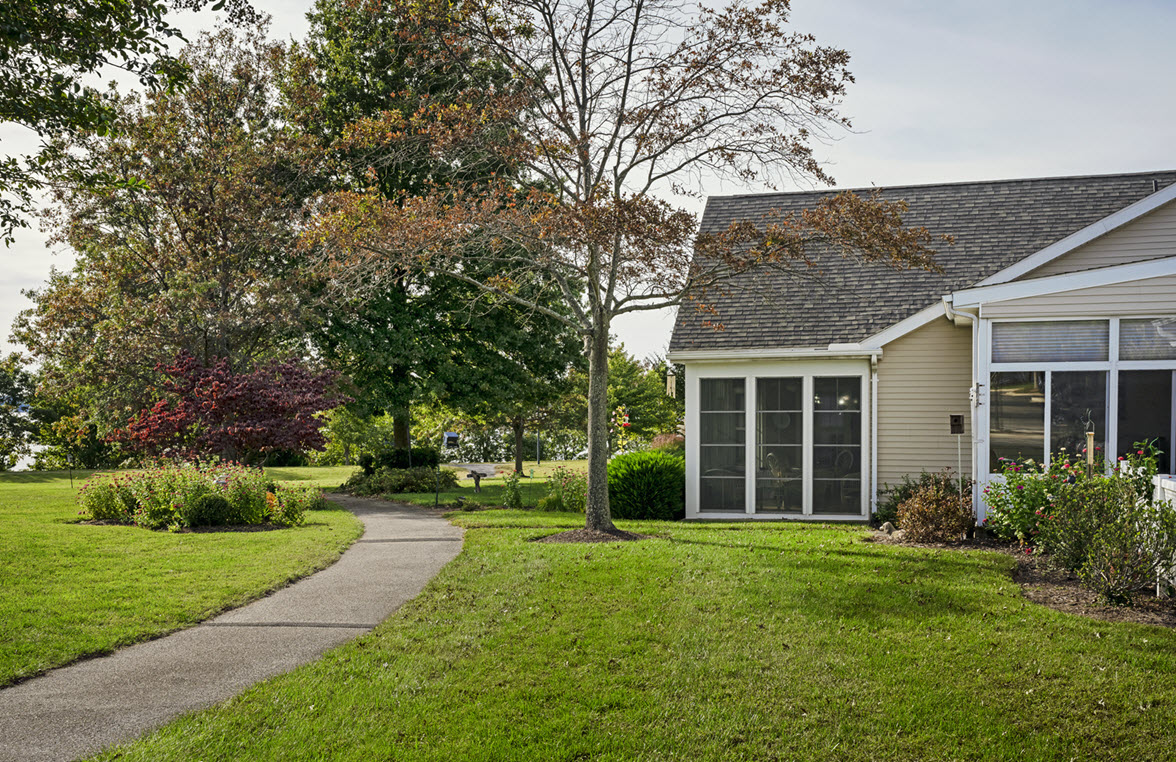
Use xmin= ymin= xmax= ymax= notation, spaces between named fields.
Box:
xmin=512 ymin=415 xmax=525 ymax=474
xmin=584 ymin=328 xmax=617 ymax=532
xmin=392 ymin=408 xmax=410 ymax=450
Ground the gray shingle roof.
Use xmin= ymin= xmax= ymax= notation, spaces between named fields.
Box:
xmin=669 ymin=170 xmax=1176 ymax=352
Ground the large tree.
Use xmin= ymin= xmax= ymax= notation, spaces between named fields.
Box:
xmin=14 ymin=23 xmax=320 ymax=434
xmin=0 ymin=0 xmax=258 ymax=244
xmin=306 ymin=0 xmax=945 ymax=535
xmin=295 ymin=0 xmax=580 ymax=445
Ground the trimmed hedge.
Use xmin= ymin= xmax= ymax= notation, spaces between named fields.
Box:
xmin=344 ymin=467 xmax=459 ymax=496
xmin=607 ymin=450 xmax=685 ymax=521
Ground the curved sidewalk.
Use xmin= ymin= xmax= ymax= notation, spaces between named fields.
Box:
xmin=0 ymin=495 xmax=463 ymax=762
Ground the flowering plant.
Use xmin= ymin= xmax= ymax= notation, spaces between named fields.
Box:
xmin=78 ymin=460 xmax=318 ymax=531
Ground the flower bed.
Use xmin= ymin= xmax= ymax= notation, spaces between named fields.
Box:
xmin=78 ymin=462 xmax=325 ymax=531
xmin=984 ymin=441 xmax=1176 ymax=604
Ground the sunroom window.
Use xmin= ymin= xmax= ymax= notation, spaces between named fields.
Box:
xmin=991 ymin=321 xmax=1108 ymax=362
xmin=755 ymin=377 xmax=802 ymax=514
xmin=699 ymin=378 xmax=745 ymax=512
xmin=812 ymin=377 xmax=861 ymax=514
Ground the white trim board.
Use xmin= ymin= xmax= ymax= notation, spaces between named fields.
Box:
xmin=974 ymin=184 xmax=1176 ymax=286
xmin=668 ymin=346 xmax=882 ymax=363
xmin=951 ymin=256 xmax=1176 ymax=309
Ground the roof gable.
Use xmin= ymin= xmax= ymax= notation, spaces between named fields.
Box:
xmin=669 ymin=170 xmax=1176 ymax=353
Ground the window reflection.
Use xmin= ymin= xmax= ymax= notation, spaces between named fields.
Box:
xmin=990 ymin=371 xmax=1045 ymax=470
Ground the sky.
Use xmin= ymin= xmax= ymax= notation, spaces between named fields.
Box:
xmin=2 ymin=0 xmax=1174 ymax=363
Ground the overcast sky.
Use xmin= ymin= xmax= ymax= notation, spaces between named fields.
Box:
xmin=2 ymin=0 xmax=1174 ymax=362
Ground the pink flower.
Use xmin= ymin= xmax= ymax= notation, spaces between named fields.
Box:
xmin=1138 ymin=450 xmax=1145 ymax=455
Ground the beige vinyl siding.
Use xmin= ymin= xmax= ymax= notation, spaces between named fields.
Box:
xmin=876 ymin=317 xmax=973 ymax=488
xmin=1023 ymin=199 xmax=1176 ymax=279
xmin=983 ymin=273 xmax=1176 ymax=318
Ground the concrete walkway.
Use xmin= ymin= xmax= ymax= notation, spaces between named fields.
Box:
xmin=0 ymin=495 xmax=463 ymax=762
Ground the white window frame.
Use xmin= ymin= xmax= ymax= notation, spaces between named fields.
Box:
xmin=982 ymin=316 xmax=1176 ymax=480
xmin=686 ymin=358 xmax=870 ymax=521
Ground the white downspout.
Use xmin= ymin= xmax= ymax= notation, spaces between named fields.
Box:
xmin=943 ymin=296 xmax=980 ymax=521
xmin=870 ymin=354 xmax=879 ymax=517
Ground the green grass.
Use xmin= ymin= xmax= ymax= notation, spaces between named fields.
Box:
xmin=375 ymin=459 xmax=585 ymax=509
xmin=94 ymin=511 xmax=1176 ymax=761
xmin=0 ymin=467 xmax=364 ymax=687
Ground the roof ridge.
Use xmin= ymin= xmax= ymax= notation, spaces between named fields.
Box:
xmin=708 ymin=168 xmax=1176 ymax=202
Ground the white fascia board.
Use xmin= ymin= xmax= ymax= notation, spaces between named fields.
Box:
xmin=952 ymin=256 xmax=1176 ymax=308
xmin=975 ymin=184 xmax=1176 ymax=286
xmin=858 ymin=302 xmax=948 ymax=347
xmin=667 ymin=346 xmax=882 ymax=363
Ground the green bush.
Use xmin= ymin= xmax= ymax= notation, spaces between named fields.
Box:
xmin=78 ymin=477 xmax=136 ymax=523
xmin=343 ymin=467 xmax=459 ymax=496
xmin=1036 ymin=477 xmax=1133 ymax=572
xmin=539 ymin=466 xmax=587 ymax=513
xmin=77 ymin=463 xmax=319 ymax=531
xmin=877 ymin=470 xmax=969 ymax=528
xmin=182 ymin=493 xmax=234 ymax=527
xmin=607 ymin=450 xmax=685 ymax=521
xmin=502 ymin=471 xmax=523 ymax=510
xmin=896 ymin=471 xmax=973 ymax=542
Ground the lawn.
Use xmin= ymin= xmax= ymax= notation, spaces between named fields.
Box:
xmin=387 ymin=458 xmax=585 ymax=509
xmin=93 ymin=510 xmax=1176 ymax=761
xmin=0 ymin=467 xmax=364 ymax=687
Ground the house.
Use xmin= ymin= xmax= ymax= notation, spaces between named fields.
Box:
xmin=667 ymin=170 xmax=1176 ymax=522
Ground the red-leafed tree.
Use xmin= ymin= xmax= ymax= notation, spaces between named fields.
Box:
xmin=124 ymin=352 xmax=345 ymax=463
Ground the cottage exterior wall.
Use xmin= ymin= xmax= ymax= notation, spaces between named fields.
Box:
xmin=875 ymin=317 xmax=974 ymax=490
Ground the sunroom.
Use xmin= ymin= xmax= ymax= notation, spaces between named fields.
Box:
xmin=682 ymin=355 xmax=875 ymax=521
xmin=954 ymin=258 xmax=1176 ymax=520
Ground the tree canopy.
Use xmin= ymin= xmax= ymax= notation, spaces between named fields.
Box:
xmin=14 ymin=24 xmax=320 ymax=434
xmin=0 ymin=0 xmax=259 ymax=244
xmin=305 ymin=0 xmax=946 ymax=534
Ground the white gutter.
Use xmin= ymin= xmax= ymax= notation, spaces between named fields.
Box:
xmin=668 ymin=344 xmax=882 ymax=363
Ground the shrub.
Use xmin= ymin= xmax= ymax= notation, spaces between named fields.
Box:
xmin=896 ymin=471 xmax=973 ymax=542
xmin=502 ymin=471 xmax=523 ymax=510
xmin=76 ymin=462 xmax=320 ymax=531
xmin=343 ymin=467 xmax=459 ymax=496
xmin=607 ymin=450 xmax=685 ymax=521
xmin=78 ymin=477 xmax=135 ymax=523
xmin=182 ymin=493 xmax=234 ymax=527
xmin=877 ymin=470 xmax=969 ymax=528
xmin=1077 ymin=501 xmax=1176 ymax=605
xmin=539 ymin=466 xmax=587 ymax=513
xmin=358 ymin=453 xmax=376 ymax=476
xmin=1036 ymin=477 xmax=1134 ymax=572
xmin=982 ymin=457 xmax=1068 ymax=544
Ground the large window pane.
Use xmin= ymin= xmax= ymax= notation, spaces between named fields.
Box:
xmin=1120 ymin=318 xmax=1176 ymax=360
xmin=990 ymin=371 xmax=1045 ymax=470
xmin=812 ymin=377 xmax=861 ymax=514
xmin=992 ymin=321 xmax=1108 ymax=363
xmin=1118 ymin=370 xmax=1173 ymax=473
xmin=1050 ymin=371 xmax=1106 ymax=458
xmin=756 ymin=479 xmax=801 ymax=514
xmin=701 ymin=378 xmax=745 ymax=411
xmin=756 ymin=377 xmax=802 ymax=514
xmin=700 ymin=378 xmax=745 ymax=512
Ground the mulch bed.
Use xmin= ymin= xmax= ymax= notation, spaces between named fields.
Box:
xmin=868 ymin=530 xmax=1176 ymax=628
xmin=533 ymin=527 xmax=648 ymax=543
